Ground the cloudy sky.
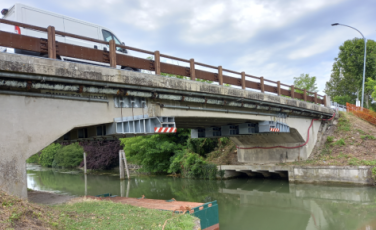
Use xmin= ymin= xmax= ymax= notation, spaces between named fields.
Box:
xmin=1 ymin=0 xmax=375 ymax=93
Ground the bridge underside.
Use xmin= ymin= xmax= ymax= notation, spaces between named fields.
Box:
xmin=0 ymin=52 xmax=333 ymax=199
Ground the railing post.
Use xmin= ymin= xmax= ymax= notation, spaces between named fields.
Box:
xmin=303 ymin=89 xmax=307 ymax=101
xmin=218 ymin=66 xmax=223 ymax=86
xmin=241 ymin=72 xmax=246 ymax=89
xmin=260 ymin=76 xmax=265 ymax=93
xmin=277 ymin=81 xmax=281 ymax=96
xmin=314 ymin=92 xmax=318 ymax=104
xmin=47 ymin=26 xmax=56 ymax=59
xmin=291 ymin=85 xmax=295 ymax=99
xmin=190 ymin=59 xmax=196 ymax=81
xmin=109 ymin=40 xmax=116 ymax=68
xmin=154 ymin=51 xmax=161 ymax=75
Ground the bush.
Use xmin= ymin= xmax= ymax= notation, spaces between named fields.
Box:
xmin=26 ymin=153 xmax=40 ymax=164
xmin=80 ymin=140 xmax=122 ymax=170
xmin=39 ymin=143 xmax=61 ymax=167
xmin=327 ymin=136 xmax=334 ymax=143
xmin=54 ymin=143 xmax=83 ymax=168
xmin=168 ymin=151 xmax=217 ymax=179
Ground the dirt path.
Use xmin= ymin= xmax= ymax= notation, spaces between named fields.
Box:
xmin=28 ymin=190 xmax=74 ymax=205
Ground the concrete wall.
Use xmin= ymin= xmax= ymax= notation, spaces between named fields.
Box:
xmin=230 ymin=118 xmax=323 ymax=163
xmin=0 ymin=94 xmax=145 ymax=199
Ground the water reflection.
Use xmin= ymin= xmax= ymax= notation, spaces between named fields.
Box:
xmin=27 ymin=164 xmax=376 ymax=230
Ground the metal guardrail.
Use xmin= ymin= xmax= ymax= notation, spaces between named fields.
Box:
xmin=0 ymin=18 xmax=327 ymax=105
xmin=331 ymin=102 xmax=347 ymax=112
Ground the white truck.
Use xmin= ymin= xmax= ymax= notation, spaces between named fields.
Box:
xmin=1 ymin=3 xmax=138 ymax=71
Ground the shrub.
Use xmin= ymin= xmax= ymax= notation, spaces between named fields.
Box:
xmin=39 ymin=143 xmax=61 ymax=167
xmin=334 ymin=138 xmax=346 ymax=146
xmin=80 ymin=140 xmax=122 ymax=170
xmin=327 ymin=136 xmax=334 ymax=143
xmin=54 ymin=143 xmax=83 ymax=168
xmin=26 ymin=153 xmax=40 ymax=164
xmin=168 ymin=151 xmax=217 ymax=179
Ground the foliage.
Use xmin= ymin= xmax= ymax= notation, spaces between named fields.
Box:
xmin=54 ymin=143 xmax=83 ymax=168
xmin=80 ymin=140 xmax=122 ymax=170
xmin=26 ymin=153 xmax=40 ymax=164
xmin=187 ymin=137 xmax=222 ymax=157
xmin=326 ymin=136 xmax=334 ymax=143
xmin=39 ymin=143 xmax=61 ymax=167
xmin=333 ymin=95 xmax=354 ymax=105
xmin=168 ymin=151 xmax=218 ymax=179
xmin=325 ymin=38 xmax=376 ymax=108
xmin=361 ymin=135 xmax=376 ymax=140
xmin=293 ymin=73 xmax=318 ymax=94
xmin=120 ymin=129 xmax=189 ymax=173
xmin=334 ymin=138 xmax=346 ymax=146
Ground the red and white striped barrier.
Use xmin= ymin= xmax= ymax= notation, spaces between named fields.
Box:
xmin=154 ymin=127 xmax=177 ymax=133
xmin=270 ymin=128 xmax=280 ymax=132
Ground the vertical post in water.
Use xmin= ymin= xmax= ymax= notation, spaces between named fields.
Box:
xmin=84 ymin=174 xmax=87 ymax=197
xmin=83 ymin=152 xmax=87 ymax=174
xmin=121 ymin=150 xmax=130 ymax=179
xmin=119 ymin=150 xmax=125 ymax=180
xmin=47 ymin=26 xmax=56 ymax=59
xmin=126 ymin=180 xmax=130 ymax=198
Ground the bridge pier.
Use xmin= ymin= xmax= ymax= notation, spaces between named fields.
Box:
xmin=0 ymin=94 xmax=142 ymax=198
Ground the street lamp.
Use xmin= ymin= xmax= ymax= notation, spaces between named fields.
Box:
xmin=331 ymin=23 xmax=367 ymax=108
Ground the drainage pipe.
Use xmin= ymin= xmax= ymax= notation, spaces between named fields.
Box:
xmin=0 ymin=72 xmax=332 ymax=116
xmin=0 ymin=90 xmax=109 ymax=103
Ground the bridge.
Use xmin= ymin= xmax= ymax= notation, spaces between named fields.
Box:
xmin=0 ymin=19 xmax=334 ymax=198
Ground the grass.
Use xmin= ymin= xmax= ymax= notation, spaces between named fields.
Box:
xmin=56 ymin=199 xmax=196 ymax=230
xmin=337 ymin=113 xmax=351 ymax=132
xmin=361 ymin=135 xmax=376 ymax=140
xmin=334 ymin=138 xmax=346 ymax=146
xmin=348 ymin=158 xmax=376 ymax=166
xmin=0 ymin=189 xmax=197 ymax=230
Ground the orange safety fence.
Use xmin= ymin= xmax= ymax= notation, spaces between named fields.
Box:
xmin=346 ymin=103 xmax=376 ymax=126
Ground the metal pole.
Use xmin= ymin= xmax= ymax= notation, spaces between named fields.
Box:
xmin=331 ymin=23 xmax=367 ymax=108
xmin=83 ymin=152 xmax=87 ymax=174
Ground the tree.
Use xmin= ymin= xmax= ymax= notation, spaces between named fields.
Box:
xmin=39 ymin=143 xmax=61 ymax=167
xmin=325 ymin=38 xmax=376 ymax=108
xmin=293 ymin=74 xmax=318 ymax=94
xmin=53 ymin=143 xmax=83 ymax=168
xmin=80 ymin=140 xmax=122 ymax=170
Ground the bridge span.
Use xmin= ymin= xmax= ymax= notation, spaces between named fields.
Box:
xmin=0 ymin=52 xmax=335 ymax=198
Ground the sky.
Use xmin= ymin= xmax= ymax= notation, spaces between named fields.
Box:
xmin=1 ymin=0 xmax=376 ymax=94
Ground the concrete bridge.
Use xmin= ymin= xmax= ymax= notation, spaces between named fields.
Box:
xmin=0 ymin=52 xmax=334 ymax=198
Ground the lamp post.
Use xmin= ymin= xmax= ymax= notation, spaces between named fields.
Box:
xmin=331 ymin=23 xmax=367 ymax=108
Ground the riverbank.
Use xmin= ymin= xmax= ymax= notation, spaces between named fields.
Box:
xmin=1 ymin=189 xmax=198 ymax=229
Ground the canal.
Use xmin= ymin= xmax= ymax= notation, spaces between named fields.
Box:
xmin=27 ymin=164 xmax=376 ymax=230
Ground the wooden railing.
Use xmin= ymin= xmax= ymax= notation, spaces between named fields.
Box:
xmin=0 ymin=19 xmax=327 ymax=105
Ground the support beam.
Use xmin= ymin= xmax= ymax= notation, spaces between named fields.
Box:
xmin=277 ymin=81 xmax=281 ymax=96
xmin=47 ymin=26 xmax=56 ymax=59
xmin=241 ymin=72 xmax=246 ymax=90
xmin=121 ymin=150 xmax=130 ymax=179
xmin=190 ymin=59 xmax=196 ymax=81
xmin=109 ymin=40 xmax=116 ymax=68
xmin=154 ymin=51 xmax=161 ymax=75
xmin=260 ymin=76 xmax=264 ymax=93
xmin=119 ymin=150 xmax=125 ymax=180
xmin=218 ymin=66 xmax=223 ymax=86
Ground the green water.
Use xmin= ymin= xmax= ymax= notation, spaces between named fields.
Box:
xmin=27 ymin=164 xmax=376 ymax=230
